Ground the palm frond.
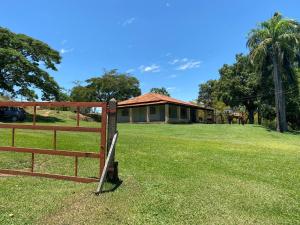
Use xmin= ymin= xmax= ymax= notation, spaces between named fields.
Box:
xmin=249 ymin=38 xmax=272 ymax=64
xmin=247 ymin=29 xmax=270 ymax=49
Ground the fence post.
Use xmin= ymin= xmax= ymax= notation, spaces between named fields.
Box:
xmin=106 ymin=98 xmax=119 ymax=183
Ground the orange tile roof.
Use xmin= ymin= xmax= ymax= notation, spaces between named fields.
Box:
xmin=118 ymin=93 xmax=204 ymax=108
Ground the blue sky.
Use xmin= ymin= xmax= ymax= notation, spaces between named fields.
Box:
xmin=1 ymin=0 xmax=300 ymax=101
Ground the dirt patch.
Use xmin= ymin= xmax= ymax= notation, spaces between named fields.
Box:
xmin=69 ymin=113 xmax=94 ymax=122
xmin=42 ymin=111 xmax=51 ymax=117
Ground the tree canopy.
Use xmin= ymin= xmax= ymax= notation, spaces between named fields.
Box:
xmin=150 ymin=87 xmax=170 ymax=97
xmin=0 ymin=27 xmax=62 ymax=100
xmin=198 ymin=80 xmax=218 ymax=107
xmin=247 ymin=12 xmax=300 ymax=132
xmin=199 ymin=13 xmax=300 ymax=131
xmin=218 ymin=54 xmax=260 ymax=124
xmin=70 ymin=69 xmax=141 ymax=102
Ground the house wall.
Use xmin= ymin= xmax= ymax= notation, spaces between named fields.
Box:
xmin=149 ymin=105 xmax=165 ymax=121
xmin=118 ymin=104 xmax=202 ymax=123
xmin=132 ymin=107 xmax=146 ymax=122
xmin=118 ymin=105 xmax=166 ymax=123
xmin=117 ymin=108 xmax=130 ymax=122
xmin=168 ymin=105 xmax=178 ymax=123
xmin=168 ymin=104 xmax=190 ymax=123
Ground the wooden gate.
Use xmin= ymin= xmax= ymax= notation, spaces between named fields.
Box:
xmin=0 ymin=101 xmax=108 ymax=183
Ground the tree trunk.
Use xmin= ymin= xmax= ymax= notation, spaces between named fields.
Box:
xmin=257 ymin=107 xmax=262 ymax=125
xmin=272 ymin=54 xmax=288 ymax=132
xmin=248 ymin=109 xmax=255 ymax=124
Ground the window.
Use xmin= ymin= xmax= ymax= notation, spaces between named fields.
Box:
xmin=150 ymin=106 xmax=156 ymax=115
xmin=121 ymin=108 xmax=129 ymax=117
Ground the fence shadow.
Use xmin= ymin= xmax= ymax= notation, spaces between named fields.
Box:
xmin=25 ymin=114 xmax=65 ymax=123
xmin=100 ymin=179 xmax=123 ymax=194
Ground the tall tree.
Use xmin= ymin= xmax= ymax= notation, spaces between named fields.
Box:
xmin=198 ymin=80 xmax=218 ymax=107
xmin=0 ymin=27 xmax=62 ymax=100
xmin=150 ymin=87 xmax=170 ymax=97
xmin=218 ymin=54 xmax=259 ymax=124
xmin=70 ymin=85 xmax=93 ymax=102
xmin=247 ymin=12 xmax=300 ymax=132
xmin=83 ymin=69 xmax=141 ymax=102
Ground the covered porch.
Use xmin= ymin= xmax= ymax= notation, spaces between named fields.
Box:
xmin=118 ymin=104 xmax=197 ymax=123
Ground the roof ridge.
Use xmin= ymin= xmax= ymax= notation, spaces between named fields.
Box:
xmin=118 ymin=92 xmax=201 ymax=108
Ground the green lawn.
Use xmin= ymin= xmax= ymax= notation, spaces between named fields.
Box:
xmin=0 ymin=115 xmax=300 ymax=224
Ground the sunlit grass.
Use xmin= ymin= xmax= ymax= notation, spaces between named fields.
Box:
xmin=0 ymin=119 xmax=299 ymax=224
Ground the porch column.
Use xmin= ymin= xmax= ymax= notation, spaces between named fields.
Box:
xmin=129 ymin=108 xmax=133 ymax=123
xmin=146 ymin=106 xmax=150 ymax=123
xmin=165 ymin=104 xmax=169 ymax=123
xmin=187 ymin=108 xmax=191 ymax=122
xmin=177 ymin=105 xmax=181 ymax=122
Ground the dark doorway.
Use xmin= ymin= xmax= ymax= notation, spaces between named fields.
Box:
xmin=190 ymin=109 xmax=197 ymax=123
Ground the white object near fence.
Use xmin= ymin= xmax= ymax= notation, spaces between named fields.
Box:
xmin=96 ymin=131 xmax=118 ymax=194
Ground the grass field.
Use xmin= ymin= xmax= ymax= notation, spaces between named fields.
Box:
xmin=0 ymin=111 xmax=299 ymax=225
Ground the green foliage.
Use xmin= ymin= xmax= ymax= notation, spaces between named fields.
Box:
xmin=247 ymin=12 xmax=300 ymax=131
xmin=56 ymin=90 xmax=70 ymax=102
xmin=150 ymin=87 xmax=170 ymax=96
xmin=218 ymin=54 xmax=260 ymax=123
xmin=70 ymin=70 xmax=141 ymax=102
xmin=199 ymin=13 xmax=300 ymax=130
xmin=198 ymin=80 xmax=218 ymax=107
xmin=0 ymin=27 xmax=62 ymax=100
xmin=70 ymin=85 xmax=93 ymax=102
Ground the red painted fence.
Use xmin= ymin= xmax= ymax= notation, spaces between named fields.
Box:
xmin=0 ymin=101 xmax=108 ymax=183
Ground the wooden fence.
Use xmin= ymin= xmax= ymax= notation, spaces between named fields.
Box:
xmin=0 ymin=100 xmax=118 ymax=183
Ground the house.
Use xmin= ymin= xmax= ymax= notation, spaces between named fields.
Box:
xmin=117 ymin=93 xmax=214 ymax=123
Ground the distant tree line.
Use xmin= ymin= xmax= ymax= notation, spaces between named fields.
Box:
xmin=198 ymin=13 xmax=300 ymax=131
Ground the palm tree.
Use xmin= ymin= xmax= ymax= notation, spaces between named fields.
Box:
xmin=247 ymin=12 xmax=300 ymax=132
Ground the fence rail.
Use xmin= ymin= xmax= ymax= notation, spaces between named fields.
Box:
xmin=0 ymin=124 xmax=102 ymax=132
xmin=0 ymin=101 xmax=108 ymax=183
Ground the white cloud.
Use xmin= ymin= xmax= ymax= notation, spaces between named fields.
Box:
xmin=167 ymin=87 xmax=176 ymax=92
xmin=169 ymin=59 xmax=179 ymax=64
xmin=169 ymin=58 xmax=202 ymax=70
xmin=60 ymin=48 xmax=74 ymax=54
xmin=177 ymin=60 xmax=201 ymax=70
xmin=139 ymin=64 xmax=160 ymax=73
xmin=126 ymin=68 xmax=135 ymax=73
xmin=122 ymin=17 xmax=136 ymax=26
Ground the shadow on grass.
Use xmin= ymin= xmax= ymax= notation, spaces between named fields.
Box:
xmin=94 ymin=179 xmax=123 ymax=195
xmin=253 ymin=124 xmax=300 ymax=135
xmin=287 ymin=130 xmax=300 ymax=135
xmin=25 ymin=113 xmax=65 ymax=123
